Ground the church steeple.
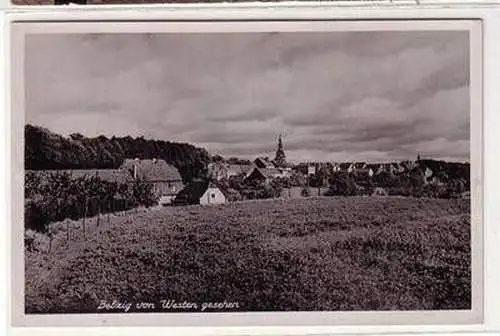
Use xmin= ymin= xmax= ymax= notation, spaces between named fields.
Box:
xmin=274 ymin=134 xmax=287 ymax=167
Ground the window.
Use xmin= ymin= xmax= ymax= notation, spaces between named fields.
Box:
xmin=211 ymin=193 xmax=216 ymax=198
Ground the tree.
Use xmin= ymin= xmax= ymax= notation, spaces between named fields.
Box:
xmin=325 ymin=174 xmax=359 ymax=196
xmin=25 ymin=124 xmax=211 ymax=184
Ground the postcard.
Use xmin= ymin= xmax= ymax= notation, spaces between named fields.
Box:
xmin=9 ymin=19 xmax=483 ymax=327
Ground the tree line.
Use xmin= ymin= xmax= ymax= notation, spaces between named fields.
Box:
xmin=25 ymin=124 xmax=211 ymax=183
xmin=25 ymin=171 xmax=156 ymax=233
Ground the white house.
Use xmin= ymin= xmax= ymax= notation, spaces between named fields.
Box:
xmin=308 ymin=165 xmax=316 ymax=176
xmin=200 ymin=183 xmax=227 ymax=205
xmin=174 ymin=180 xmax=227 ymax=205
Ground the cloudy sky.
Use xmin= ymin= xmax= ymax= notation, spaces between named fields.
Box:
xmin=25 ymin=31 xmax=470 ymax=163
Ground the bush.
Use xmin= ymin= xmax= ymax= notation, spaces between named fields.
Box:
xmin=226 ymin=188 xmax=242 ymax=202
xmin=301 ymin=187 xmax=311 ymax=197
xmin=24 ymin=172 xmax=156 ymax=232
xmin=325 ymin=175 xmax=359 ymax=196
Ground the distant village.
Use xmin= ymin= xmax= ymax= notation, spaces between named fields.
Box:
xmin=27 ymin=134 xmax=471 ymax=207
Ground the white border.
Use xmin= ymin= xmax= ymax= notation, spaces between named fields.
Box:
xmin=3 ymin=4 xmax=500 ymax=335
xmin=4 ymin=1 xmax=500 ymax=10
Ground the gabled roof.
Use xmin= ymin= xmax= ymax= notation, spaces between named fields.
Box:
xmin=354 ymin=162 xmax=366 ymax=169
xmin=228 ymin=164 xmax=253 ymax=175
xmin=120 ymin=158 xmax=182 ymax=182
xmin=176 ymin=179 xmax=209 ymax=203
xmin=261 ymin=167 xmax=281 ymax=178
xmin=254 ymin=157 xmax=275 ymax=169
xmin=175 ymin=180 xmax=226 ymax=203
xmin=28 ymin=169 xmax=134 ymax=184
xmin=245 ymin=166 xmax=281 ymax=180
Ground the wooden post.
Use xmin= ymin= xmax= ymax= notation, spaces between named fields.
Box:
xmin=48 ymin=225 xmax=52 ymax=254
xmin=97 ymin=201 xmax=101 ymax=227
xmin=82 ymin=197 xmax=88 ymax=239
xmin=107 ymin=200 xmax=111 ymax=225
xmin=66 ymin=219 xmax=70 ymax=241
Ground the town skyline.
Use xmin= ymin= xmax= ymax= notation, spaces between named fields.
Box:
xmin=27 ymin=123 xmax=470 ymax=165
xmin=25 ymin=31 xmax=470 ymax=163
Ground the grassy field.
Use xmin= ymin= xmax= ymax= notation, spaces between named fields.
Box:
xmin=25 ymin=196 xmax=471 ymax=313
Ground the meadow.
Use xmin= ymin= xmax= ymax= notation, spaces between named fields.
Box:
xmin=25 ymin=196 xmax=471 ymax=313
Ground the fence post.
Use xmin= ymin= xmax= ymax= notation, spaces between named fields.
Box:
xmin=97 ymin=201 xmax=101 ymax=227
xmin=66 ymin=219 xmax=70 ymax=241
xmin=48 ymin=225 xmax=53 ymax=254
xmin=82 ymin=197 xmax=88 ymax=239
xmin=108 ymin=200 xmax=111 ymax=225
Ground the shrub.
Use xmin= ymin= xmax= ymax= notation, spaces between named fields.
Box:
xmin=325 ymin=175 xmax=359 ymax=196
xmin=24 ymin=172 xmax=155 ymax=232
xmin=301 ymin=187 xmax=311 ymax=197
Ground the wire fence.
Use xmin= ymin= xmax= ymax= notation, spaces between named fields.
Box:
xmin=25 ymin=197 xmax=152 ymax=255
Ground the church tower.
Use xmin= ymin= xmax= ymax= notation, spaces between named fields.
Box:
xmin=274 ymin=134 xmax=287 ymax=167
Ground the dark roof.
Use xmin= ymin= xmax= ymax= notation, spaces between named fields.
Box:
xmin=354 ymin=162 xmax=366 ymax=169
xmin=120 ymin=158 xmax=182 ymax=182
xmin=247 ymin=167 xmax=281 ymax=179
xmin=254 ymin=157 xmax=275 ymax=168
xmin=27 ymin=169 xmax=133 ymax=184
xmin=228 ymin=164 xmax=252 ymax=175
xmin=339 ymin=163 xmax=351 ymax=170
xmin=175 ymin=180 xmax=226 ymax=204
xmin=176 ymin=180 xmax=209 ymax=203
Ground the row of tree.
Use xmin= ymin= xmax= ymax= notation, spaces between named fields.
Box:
xmin=25 ymin=125 xmax=211 ymax=183
xmin=215 ymin=169 xmax=469 ymax=201
xmin=25 ymin=171 xmax=156 ymax=233
xmin=324 ymin=172 xmax=469 ymax=198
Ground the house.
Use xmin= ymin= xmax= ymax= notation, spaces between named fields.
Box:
xmin=372 ymin=187 xmax=389 ymax=196
xmin=277 ymin=166 xmax=293 ymax=178
xmin=207 ymin=163 xmax=227 ymax=181
xmin=375 ymin=163 xmax=397 ymax=175
xmin=228 ymin=164 xmax=253 ymax=178
xmin=400 ymin=160 xmax=418 ymax=172
xmin=354 ymin=162 xmax=367 ymax=170
xmin=28 ymin=169 xmax=134 ymax=185
xmin=174 ymin=180 xmax=227 ymax=205
xmin=307 ymin=165 xmax=316 ymax=176
xmin=254 ymin=157 xmax=275 ymax=169
xmin=339 ymin=162 xmax=351 ymax=172
xmin=244 ymin=166 xmax=282 ymax=184
xmin=331 ymin=163 xmax=342 ymax=173
xmin=393 ymin=162 xmax=406 ymax=174
xmin=208 ymin=163 xmax=252 ymax=181
xmin=120 ymin=158 xmax=184 ymax=201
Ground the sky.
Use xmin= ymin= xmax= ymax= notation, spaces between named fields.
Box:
xmin=25 ymin=31 xmax=470 ymax=163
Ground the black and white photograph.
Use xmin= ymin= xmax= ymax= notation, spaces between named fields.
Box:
xmin=11 ymin=20 xmax=482 ymax=325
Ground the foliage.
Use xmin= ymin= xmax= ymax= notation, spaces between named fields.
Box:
xmin=25 ymin=197 xmax=471 ymax=313
xmin=301 ymin=187 xmax=311 ymax=197
xmin=25 ymin=124 xmax=211 ymax=183
xmin=25 ymin=171 xmax=155 ymax=232
xmin=240 ymin=182 xmax=281 ymax=200
xmin=325 ymin=173 xmax=360 ymax=196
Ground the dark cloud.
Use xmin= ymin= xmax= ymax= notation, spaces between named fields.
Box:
xmin=25 ymin=30 xmax=470 ymax=162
